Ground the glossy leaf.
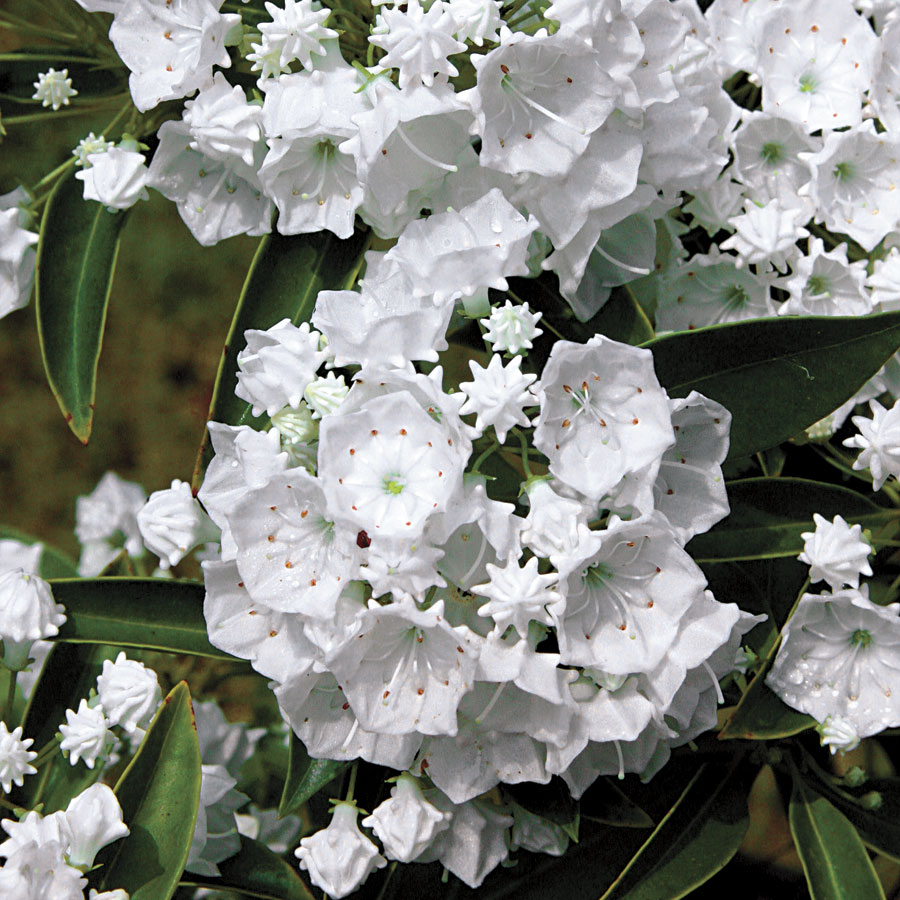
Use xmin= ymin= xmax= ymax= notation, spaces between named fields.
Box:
xmin=687 ymin=478 xmax=896 ymax=562
xmin=36 ymin=170 xmax=130 ymax=442
xmin=0 ymin=524 xmax=78 ymax=577
xmin=789 ymin=775 xmax=885 ymax=900
xmin=192 ymin=228 xmax=370 ymax=489
xmin=279 ymin=733 xmax=348 ymax=817
xmin=181 ymin=835 xmax=315 ymax=900
xmin=10 ymin=642 xmax=117 ymax=811
xmin=645 ymin=312 xmax=900 ymax=460
xmin=598 ymin=760 xmax=750 ymax=900
xmin=48 ymin=577 xmax=236 ymax=660
xmin=92 ymin=682 xmax=202 ymax=900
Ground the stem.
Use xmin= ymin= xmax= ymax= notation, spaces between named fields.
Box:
xmin=510 ymin=427 xmax=533 ymax=478
xmin=344 ymin=761 xmax=359 ymax=803
xmin=2 ymin=671 xmax=17 ymax=724
xmin=374 ymin=862 xmax=399 ymax=900
xmin=471 ymin=437 xmax=500 ymax=474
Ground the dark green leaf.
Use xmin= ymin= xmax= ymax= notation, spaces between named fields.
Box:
xmin=718 ymin=678 xmax=815 ymax=740
xmin=579 ymin=777 xmax=655 ymax=829
xmin=191 ymin=228 xmax=370 ymax=490
xmin=645 ymin=313 xmax=900 ymax=460
xmin=181 ymin=835 xmax=315 ymax=900
xmin=789 ymin=773 xmax=885 ymax=900
xmin=93 ymin=682 xmax=202 ymax=900
xmin=10 ymin=643 xmax=117 ymax=811
xmin=49 ymin=578 xmax=236 ymax=660
xmin=504 ymin=777 xmax=580 ymax=830
xmin=803 ymin=767 xmax=900 ymax=863
xmin=687 ymin=478 xmax=895 ymax=562
xmin=0 ymin=525 xmax=78 ymax=577
xmin=598 ymin=760 xmax=750 ymax=900
xmin=584 ymin=285 xmax=655 ymax=346
xmin=279 ymin=733 xmax=348 ymax=817
xmin=36 ymin=170 xmax=131 ymax=442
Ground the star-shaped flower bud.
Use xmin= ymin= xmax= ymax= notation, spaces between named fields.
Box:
xmin=818 ymin=715 xmax=861 ymax=755
xmin=258 ymin=0 xmax=338 ymax=70
xmin=137 ymin=479 xmax=218 ymax=570
xmin=59 ymin=699 xmax=115 ymax=769
xmin=459 ymin=354 xmax=536 ymax=442
xmin=473 ymin=555 xmax=560 ymax=638
xmin=0 ymin=722 xmax=37 ymax=792
xmin=32 ymin=68 xmax=77 ymax=110
xmin=799 ymin=514 xmax=873 ymax=591
xmin=72 ymin=133 xmax=115 ymax=167
xmin=482 ymin=299 xmax=542 ymax=355
xmin=96 ymin=652 xmax=162 ymax=734
xmin=720 ymin=198 xmax=808 ymax=271
xmin=304 ymin=372 xmax=349 ymax=419
xmin=844 ymin=398 xmax=900 ymax=491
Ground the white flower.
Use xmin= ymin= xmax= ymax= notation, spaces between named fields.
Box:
xmin=257 ymin=0 xmax=338 ymax=70
xmin=318 ymin=391 xmax=467 ymax=540
xmin=0 ymin=570 xmax=65 ymax=671
xmin=88 ymin=891 xmax=130 ymax=900
xmin=59 ymin=699 xmax=115 ymax=769
xmin=236 ymin=319 xmax=327 ymax=417
xmin=868 ymin=247 xmax=900 ymax=311
xmin=96 ymin=652 xmax=162 ymax=734
xmin=370 ymin=0 xmax=465 ymax=89
xmin=295 ymin=802 xmax=386 ymax=898
xmin=72 ymin=133 xmax=115 ymax=168
xmin=0 ymin=199 xmax=38 ymax=321
xmin=32 ymin=68 xmax=77 ymax=110
xmin=509 ymin=803 xmax=569 ymax=856
xmin=482 ymin=300 xmax=543 ymax=355
xmin=304 ymin=372 xmax=349 ymax=419
xmin=0 ymin=840 xmax=86 ymax=899
xmin=62 ymin=784 xmax=130 ymax=868
xmin=799 ymin=514 xmax=873 ymax=591
xmin=361 ymin=773 xmax=451 ymax=862
xmin=473 ymin=554 xmax=560 ymax=638
xmin=458 ymin=354 xmax=537 ymax=442
xmin=719 ymin=199 xmax=808 ymax=271
xmin=818 ymin=715 xmax=861 ymax=755
xmin=844 ymin=398 xmax=900 ymax=491
xmin=76 ymin=148 xmax=150 ymax=211
xmin=447 ymin=0 xmax=501 ymax=46
xmin=0 ymin=722 xmax=36 ymax=792
xmin=109 ymin=0 xmax=241 ymax=112
xmin=520 ymin=478 xmax=591 ymax=564
xmin=137 ymin=479 xmax=218 ymax=570
xmin=532 ymin=335 xmax=674 ymax=501
xmin=767 ymin=589 xmax=900 ymax=738
xmin=780 ymin=239 xmax=871 ymax=317
xmin=186 ymin=763 xmax=246 ymax=877
xmin=183 ymin=73 xmax=263 ymax=169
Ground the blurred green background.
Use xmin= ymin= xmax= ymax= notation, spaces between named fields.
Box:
xmin=0 ymin=105 xmax=257 ymax=558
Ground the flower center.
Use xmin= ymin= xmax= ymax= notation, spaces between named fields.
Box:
xmin=722 ymin=283 xmax=750 ymax=310
xmin=760 ymin=141 xmax=784 ymax=165
xmin=799 ymin=72 xmax=817 ymax=94
xmin=382 ymin=474 xmax=406 ymax=495
xmin=833 ymin=161 xmax=856 ymax=182
xmin=807 ymin=274 xmax=831 ymax=296
xmin=583 ymin=562 xmax=614 ymax=588
xmin=850 ymin=628 xmax=872 ymax=648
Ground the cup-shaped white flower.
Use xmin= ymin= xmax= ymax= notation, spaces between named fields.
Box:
xmin=362 ymin=772 xmax=451 ymax=862
xmin=533 ymin=335 xmax=674 ymax=501
xmin=0 ymin=839 xmax=86 ymax=899
xmin=76 ymin=148 xmax=150 ymax=211
xmin=59 ymin=699 xmax=115 ymax=769
xmin=0 ymin=203 xmax=38 ymax=321
xmin=0 ymin=569 xmax=66 ymax=671
xmin=294 ymin=801 xmax=386 ymax=898
xmin=799 ymin=514 xmax=873 ymax=591
xmin=137 ymin=478 xmax=218 ymax=570
xmin=767 ymin=589 xmax=900 ymax=737
xmin=62 ymin=784 xmax=129 ymax=868
xmin=0 ymin=722 xmax=37 ymax=792
xmin=319 ymin=391 xmax=467 ymax=541
xmin=96 ymin=652 xmax=163 ymax=734
xmin=0 ymin=808 xmax=68 ymax=857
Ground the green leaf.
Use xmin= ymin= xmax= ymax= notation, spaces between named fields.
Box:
xmin=191 ymin=228 xmax=371 ymax=490
xmin=35 ymin=170 xmax=131 ymax=442
xmin=598 ymin=760 xmax=750 ymax=900
xmin=645 ymin=313 xmax=900 ymax=460
xmin=92 ymin=682 xmax=202 ymax=900
xmin=48 ymin=578 xmax=236 ymax=660
xmin=589 ymin=285 xmax=656 ymax=346
xmin=789 ymin=773 xmax=885 ymax=900
xmin=718 ymin=678 xmax=815 ymax=740
xmin=579 ymin=777 xmax=655 ymax=829
xmin=0 ymin=525 xmax=78 ymax=577
xmin=687 ymin=478 xmax=896 ymax=562
xmin=279 ymin=733 xmax=348 ymax=817
xmin=181 ymin=835 xmax=315 ymax=900
xmin=803 ymin=766 xmax=900 ymax=863
xmin=10 ymin=642 xmax=118 ymax=811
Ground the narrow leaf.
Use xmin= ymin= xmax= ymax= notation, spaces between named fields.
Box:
xmin=181 ymin=835 xmax=315 ymax=900
xmin=36 ymin=170 xmax=130 ymax=442
xmin=93 ymin=682 xmax=202 ymax=900
xmin=48 ymin=577 xmax=236 ymax=660
xmin=0 ymin=525 xmax=78 ymax=577
xmin=279 ymin=733 xmax=348 ymax=817
xmin=645 ymin=313 xmax=900 ymax=460
xmin=687 ymin=478 xmax=895 ymax=562
xmin=192 ymin=228 xmax=370 ymax=489
xmin=598 ymin=760 xmax=750 ymax=900
xmin=789 ymin=774 xmax=885 ymax=900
